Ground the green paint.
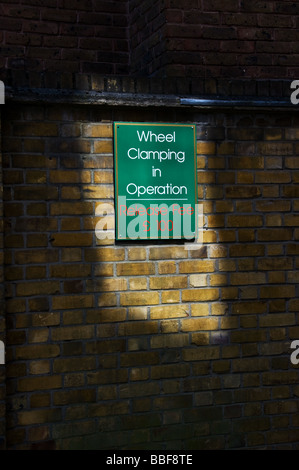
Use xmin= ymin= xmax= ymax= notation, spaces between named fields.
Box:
xmin=114 ymin=122 xmax=197 ymax=240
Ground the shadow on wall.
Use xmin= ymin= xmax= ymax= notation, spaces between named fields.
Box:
xmin=2 ymin=102 xmax=299 ymax=449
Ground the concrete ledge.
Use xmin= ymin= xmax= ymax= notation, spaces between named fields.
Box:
xmin=5 ymin=85 xmax=293 ymax=110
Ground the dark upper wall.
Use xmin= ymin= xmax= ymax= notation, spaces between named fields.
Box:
xmin=130 ymin=0 xmax=299 ymax=79
xmin=0 ymin=0 xmax=299 ymax=85
xmin=0 ymin=0 xmax=130 ymax=84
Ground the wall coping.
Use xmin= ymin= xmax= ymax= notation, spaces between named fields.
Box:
xmin=2 ymin=75 xmax=295 ymax=109
xmin=5 ymin=88 xmax=294 ymax=111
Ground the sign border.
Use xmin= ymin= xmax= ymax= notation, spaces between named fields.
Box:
xmin=114 ymin=122 xmax=197 ymax=241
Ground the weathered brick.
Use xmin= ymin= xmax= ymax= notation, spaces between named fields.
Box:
xmin=52 ymin=295 xmax=94 ymax=310
xmin=179 ymin=260 xmax=215 ymax=273
xmin=3 ymin=68 xmax=299 ymax=452
xmin=182 ymin=288 xmax=219 ymax=302
xmin=120 ymin=292 xmax=160 ymax=306
xmin=149 ymin=276 xmax=188 ymax=290
xmin=150 ymin=305 xmax=189 ymax=319
xmin=117 ymin=263 xmax=155 ymax=276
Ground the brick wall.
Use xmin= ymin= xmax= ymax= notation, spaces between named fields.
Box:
xmin=129 ymin=0 xmax=166 ymax=76
xmin=0 ymin=0 xmax=129 ymax=82
xmin=1 ymin=0 xmax=299 ymax=81
xmin=130 ymin=0 xmax=299 ymax=78
xmin=2 ymin=94 xmax=299 ymax=449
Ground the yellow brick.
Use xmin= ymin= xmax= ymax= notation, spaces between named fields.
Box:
xmin=84 ymin=123 xmax=113 ymax=138
xmin=94 ymin=265 xmax=114 ymax=276
xmin=13 ymin=154 xmax=57 ymax=168
xmin=60 ymin=218 xmax=81 ymax=231
xmin=161 ymin=291 xmax=180 ymax=304
xmin=52 ymin=295 xmax=94 ymax=310
xmin=260 ymin=285 xmax=295 ymax=299
xmin=182 ymin=288 xmax=219 ymax=302
xmin=191 ymin=332 xmax=209 ymax=345
xmin=128 ymin=307 xmax=148 ymax=320
xmin=51 ymin=233 xmax=93 ymax=247
xmin=189 ymin=274 xmax=208 ymax=287
xmin=26 ymin=170 xmax=46 ymax=184
xmin=221 ymin=287 xmax=238 ymax=299
xmin=87 ymin=278 xmax=127 ymax=292
xmin=227 ymin=215 xmax=263 ymax=227
xmin=191 ymin=303 xmax=210 ymax=316
xmin=183 ymin=346 xmax=220 ymax=361
xmin=83 ymin=155 xmax=113 ymax=169
xmin=197 ymin=142 xmax=216 ymax=155
xmin=23 ymin=139 xmax=45 ymax=153
xmin=232 ymin=301 xmax=267 ymax=315
xmin=87 ymin=308 xmax=126 ymax=323
xmin=208 ymin=157 xmax=225 ymax=169
xmin=61 ymin=187 xmax=81 ymax=200
xmin=130 ymin=368 xmax=150 ymax=382
xmin=210 ymin=274 xmax=227 ymax=286
xmin=94 ymin=171 xmax=114 ymax=184
xmin=14 ymin=122 xmax=58 ymax=137
xmin=215 ymin=201 xmax=234 ymax=213
xmin=207 ymin=214 xmax=225 ymax=227
xmin=51 ymin=202 xmax=93 ymax=216
xmin=158 ymin=261 xmax=177 ymax=274
xmin=18 ymin=376 xmax=62 ymax=393
xmin=197 ymin=171 xmax=215 ymax=183
xmin=209 ymin=245 xmax=227 ymax=258
xmin=149 ymin=276 xmax=187 ymax=290
xmin=160 ymin=320 xmax=180 ymax=333
xmin=149 ymin=246 xmax=188 ymax=259
xmin=16 ymin=281 xmax=60 ymax=297
xmin=150 ymin=305 xmax=189 ymax=319
xmin=179 ymin=260 xmax=215 ymax=273
xmin=211 ymin=303 xmax=228 ymax=316
xmin=31 ymin=312 xmax=60 ymax=327
xmin=120 ymin=292 xmax=159 ymax=306
xmin=117 ymin=263 xmax=155 ymax=276
xmin=129 ymin=278 xmax=147 ymax=290
xmin=61 ymin=248 xmax=82 ymax=262
xmin=217 ymin=142 xmax=235 ymax=154
xmin=237 ymin=172 xmax=254 ymax=184
xmin=82 ymin=184 xmax=114 ymax=199
xmin=203 ymin=230 xmax=217 ymax=243
xmin=97 ymin=293 xmax=117 ymax=307
xmin=151 ymin=363 xmax=190 ymax=379
xmin=127 ymin=248 xmax=147 ymax=260
xmin=230 ymin=272 xmax=266 ymax=285
xmin=181 ymin=318 xmax=218 ymax=331
xmin=16 ymin=344 xmax=59 ymax=359
xmin=118 ymin=321 xmax=158 ymax=336
xmin=151 ymin=334 xmax=189 ymax=349
xmin=49 ymin=170 xmax=91 ymax=183
xmin=94 ymin=140 xmax=113 ymax=153
xmin=205 ymin=187 xmax=223 ymax=200
xmin=220 ymin=317 xmax=239 ymax=329
xmin=51 ymin=325 xmax=94 ymax=341
xmin=26 ymin=266 xmax=47 ymax=279
xmin=29 ymin=361 xmax=50 ymax=375
xmin=197 ymin=156 xmax=206 ymax=168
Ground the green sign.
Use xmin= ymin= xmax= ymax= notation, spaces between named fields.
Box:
xmin=114 ymin=122 xmax=197 ymax=240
